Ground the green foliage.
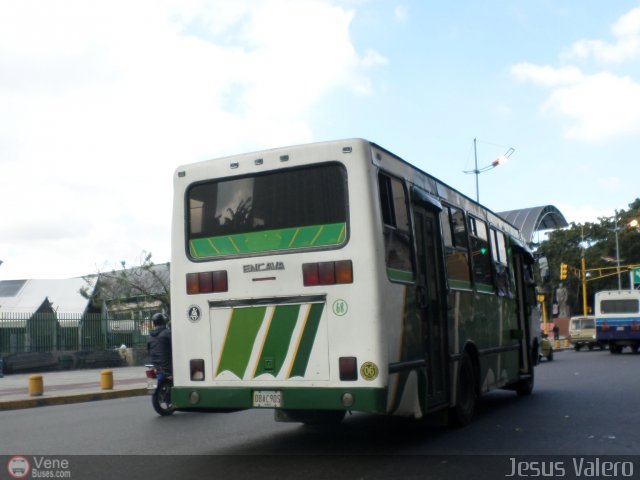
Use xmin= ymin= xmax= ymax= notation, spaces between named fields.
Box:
xmin=536 ymin=198 xmax=640 ymax=313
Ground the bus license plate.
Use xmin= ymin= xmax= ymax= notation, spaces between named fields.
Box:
xmin=253 ymin=390 xmax=282 ymax=408
xmin=617 ymin=327 xmax=625 ymax=331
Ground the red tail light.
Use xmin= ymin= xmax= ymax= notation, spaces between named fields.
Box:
xmin=601 ymin=320 xmax=609 ymax=332
xmin=187 ymin=271 xmax=228 ymax=295
xmin=302 ymin=263 xmax=319 ymax=286
xmin=339 ymin=356 xmax=358 ymax=381
xmin=303 ymin=260 xmax=353 ymax=286
xmin=318 ymin=262 xmax=335 ymax=284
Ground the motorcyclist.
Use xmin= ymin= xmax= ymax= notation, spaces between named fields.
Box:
xmin=147 ymin=313 xmax=172 ymax=374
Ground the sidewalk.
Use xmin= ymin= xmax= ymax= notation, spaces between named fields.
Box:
xmin=0 ymin=366 xmax=149 ymax=411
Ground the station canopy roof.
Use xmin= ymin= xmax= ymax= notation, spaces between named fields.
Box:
xmin=498 ymin=205 xmax=569 ymax=244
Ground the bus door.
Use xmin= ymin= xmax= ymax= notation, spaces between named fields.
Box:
xmin=411 ymin=188 xmax=448 ymax=407
xmin=511 ymin=247 xmax=536 ymax=374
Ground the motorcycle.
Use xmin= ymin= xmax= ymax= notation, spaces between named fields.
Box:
xmin=145 ymin=364 xmax=176 ymax=416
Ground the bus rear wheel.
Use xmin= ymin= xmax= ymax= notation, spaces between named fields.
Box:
xmin=449 ymin=353 xmax=477 ymax=427
xmin=515 ymin=350 xmax=535 ymax=397
xmin=609 ymin=343 xmax=623 ymax=354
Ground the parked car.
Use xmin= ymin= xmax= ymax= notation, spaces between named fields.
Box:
xmin=568 ymin=315 xmax=604 ymax=351
xmin=539 ymin=334 xmax=553 ymax=361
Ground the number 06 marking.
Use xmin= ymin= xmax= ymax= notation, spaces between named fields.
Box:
xmin=360 ymin=361 xmax=379 ymax=381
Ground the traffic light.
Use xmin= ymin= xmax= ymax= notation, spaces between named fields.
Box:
xmin=559 ymin=262 xmax=568 ymax=281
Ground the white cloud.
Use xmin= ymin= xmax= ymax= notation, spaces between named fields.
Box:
xmin=565 ymin=7 xmax=640 ymax=63
xmin=556 ymin=203 xmax=615 ymax=225
xmin=511 ymin=6 xmax=640 ymax=143
xmin=541 ymin=72 xmax=640 ymax=142
xmin=511 ymin=63 xmax=584 ymax=87
xmin=0 ymin=0 xmax=386 ymax=279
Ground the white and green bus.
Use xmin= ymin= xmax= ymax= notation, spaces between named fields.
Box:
xmin=169 ymin=138 xmax=539 ymax=425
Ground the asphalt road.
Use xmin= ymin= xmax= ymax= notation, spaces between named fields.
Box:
xmin=2 ymin=349 xmax=639 ymax=479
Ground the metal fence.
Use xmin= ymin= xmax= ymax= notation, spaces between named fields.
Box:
xmin=0 ymin=312 xmax=151 ymax=356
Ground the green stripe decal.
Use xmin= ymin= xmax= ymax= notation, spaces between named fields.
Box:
xmin=448 ymin=279 xmax=473 ymax=290
xmin=387 ymin=268 xmax=415 ymax=283
xmin=216 ymin=306 xmax=266 ymax=378
xmin=253 ymin=304 xmax=301 ymax=378
xmin=190 ymin=222 xmax=346 ymax=258
xmin=288 ymin=303 xmax=324 ymax=378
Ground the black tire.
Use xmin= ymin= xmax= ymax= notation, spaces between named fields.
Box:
xmin=575 ymin=344 xmax=582 ymax=352
xmin=515 ymin=350 xmax=535 ymax=397
xmin=547 ymin=350 xmax=554 ymax=361
xmin=609 ymin=344 xmax=623 ymax=354
xmin=532 ymin=341 xmax=540 ymax=366
xmin=152 ymin=380 xmax=176 ymax=416
xmin=515 ymin=372 xmax=534 ymax=396
xmin=449 ymin=353 xmax=477 ymax=427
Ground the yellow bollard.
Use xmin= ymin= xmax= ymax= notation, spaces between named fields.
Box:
xmin=554 ymin=339 xmax=560 ymax=349
xmin=100 ymin=369 xmax=113 ymax=390
xmin=564 ymin=338 xmax=569 ymax=348
xmin=28 ymin=374 xmax=44 ymax=396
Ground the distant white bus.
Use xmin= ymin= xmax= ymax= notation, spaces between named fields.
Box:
xmin=595 ymin=289 xmax=640 ymax=354
xmin=169 ymin=139 xmax=539 ymax=425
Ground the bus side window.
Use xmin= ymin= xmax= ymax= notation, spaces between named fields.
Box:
xmin=524 ymin=261 xmax=537 ymax=308
xmin=490 ymin=228 xmax=513 ymax=298
xmin=441 ymin=205 xmax=471 ymax=287
xmin=378 ymin=173 xmax=414 ymax=282
xmin=468 ymin=216 xmax=494 ymax=292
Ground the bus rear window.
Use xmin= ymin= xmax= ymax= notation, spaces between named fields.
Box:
xmin=600 ymin=299 xmax=640 ymax=314
xmin=187 ymin=164 xmax=348 ymax=258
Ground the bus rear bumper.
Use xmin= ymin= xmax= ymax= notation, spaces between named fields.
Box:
xmin=171 ymin=386 xmax=388 ymax=414
xmin=597 ymin=328 xmax=640 ymax=342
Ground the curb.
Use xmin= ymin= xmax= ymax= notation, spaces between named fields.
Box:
xmin=0 ymin=387 xmax=148 ymax=411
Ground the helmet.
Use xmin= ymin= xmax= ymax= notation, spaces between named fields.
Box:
xmin=151 ymin=313 xmax=168 ymax=326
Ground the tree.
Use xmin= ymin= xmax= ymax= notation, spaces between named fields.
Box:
xmin=535 ymin=198 xmax=640 ymax=314
xmin=80 ymin=251 xmax=170 ymax=319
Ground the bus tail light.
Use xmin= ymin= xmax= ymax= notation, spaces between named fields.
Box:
xmin=190 ymin=359 xmax=205 ymax=381
xmin=339 ymin=356 xmax=358 ymax=381
xmin=187 ymin=271 xmax=228 ymax=294
xmin=632 ymin=320 xmax=639 ymax=331
xmin=335 ymin=260 xmax=353 ymax=284
xmin=601 ymin=320 xmax=610 ymax=332
xmin=303 ymin=260 xmax=353 ymax=286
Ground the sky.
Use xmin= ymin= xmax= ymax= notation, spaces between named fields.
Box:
xmin=2 ymin=0 xmax=640 ymax=279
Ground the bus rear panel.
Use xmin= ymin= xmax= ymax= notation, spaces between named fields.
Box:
xmin=170 ymin=140 xmax=389 ymax=415
xmin=595 ymin=290 xmax=640 ymax=354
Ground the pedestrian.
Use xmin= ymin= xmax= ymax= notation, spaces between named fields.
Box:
xmin=553 ymin=323 xmax=560 ymax=341
xmin=147 ymin=313 xmax=172 ymax=374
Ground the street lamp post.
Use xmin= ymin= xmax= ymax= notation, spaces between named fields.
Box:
xmin=614 ymin=211 xmax=622 ymax=290
xmin=464 ymin=138 xmax=515 ymax=203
